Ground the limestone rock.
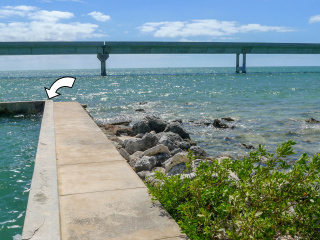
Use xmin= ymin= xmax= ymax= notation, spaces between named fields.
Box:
xmin=119 ymin=148 xmax=130 ymax=161
xmin=154 ymin=153 xmax=171 ymax=166
xmin=128 ymin=151 xmax=144 ymax=167
xmin=164 ymin=122 xmax=190 ymax=139
xmin=167 ymin=162 xmax=187 ymax=176
xmin=124 ymin=133 xmax=158 ymax=154
xmin=163 ymin=152 xmax=190 ymax=173
xmin=170 ymin=148 xmax=183 ymax=156
xmin=137 ymin=170 xmax=151 ymax=180
xmin=134 ymin=156 xmax=157 ymax=172
xmin=143 ymin=144 xmax=170 ymax=157
xmin=158 ymin=135 xmax=175 ymax=151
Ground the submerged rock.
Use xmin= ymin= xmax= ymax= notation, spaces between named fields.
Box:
xmin=221 ymin=117 xmax=235 ymax=122
xmin=240 ymin=143 xmax=255 ymax=149
xmin=306 ymin=118 xmax=320 ymax=123
xmin=212 ymin=119 xmax=230 ymax=129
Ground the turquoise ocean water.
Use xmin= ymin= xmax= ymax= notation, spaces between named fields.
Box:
xmin=0 ymin=66 xmax=320 ymax=239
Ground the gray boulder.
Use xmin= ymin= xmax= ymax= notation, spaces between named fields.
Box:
xmin=164 ymin=122 xmax=190 ymax=139
xmin=174 ymin=141 xmax=191 ymax=150
xmin=158 ymin=135 xmax=175 ymax=151
xmin=143 ymin=144 xmax=170 ymax=156
xmin=167 ymin=162 xmax=187 ymax=176
xmin=132 ymin=120 xmax=151 ymax=135
xmin=190 ymin=146 xmax=207 ymax=157
xmin=137 ymin=170 xmax=151 ymax=180
xmin=170 ymin=148 xmax=183 ymax=156
xmin=119 ymin=148 xmax=130 ymax=161
xmin=134 ymin=156 xmax=157 ymax=172
xmin=144 ymin=115 xmax=168 ymax=133
xmin=124 ymin=132 xmax=158 ymax=155
xmin=154 ymin=153 xmax=171 ymax=166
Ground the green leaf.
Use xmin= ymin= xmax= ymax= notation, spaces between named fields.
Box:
xmin=255 ymin=211 xmax=263 ymax=217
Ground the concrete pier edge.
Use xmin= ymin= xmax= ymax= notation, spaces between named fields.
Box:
xmin=22 ymin=100 xmax=61 ymax=240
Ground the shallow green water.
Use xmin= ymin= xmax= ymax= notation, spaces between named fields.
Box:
xmin=0 ymin=115 xmax=41 ymax=239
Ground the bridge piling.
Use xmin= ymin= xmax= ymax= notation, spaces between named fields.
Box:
xmin=97 ymin=53 xmax=109 ymax=76
xmin=236 ymin=53 xmax=247 ymax=73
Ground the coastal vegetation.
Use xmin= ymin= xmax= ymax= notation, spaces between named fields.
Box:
xmin=147 ymin=140 xmax=320 ymax=239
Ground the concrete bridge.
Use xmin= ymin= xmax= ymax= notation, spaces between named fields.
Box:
xmin=1 ymin=41 xmax=320 ymax=75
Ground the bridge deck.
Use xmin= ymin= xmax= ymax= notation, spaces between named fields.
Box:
xmin=54 ymin=102 xmax=185 ymax=240
xmin=1 ymin=41 xmax=320 ymax=55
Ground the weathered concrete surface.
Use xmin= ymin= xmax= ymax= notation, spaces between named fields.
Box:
xmin=54 ymin=102 xmax=186 ymax=240
xmin=0 ymin=100 xmax=44 ymax=115
xmin=22 ymin=100 xmax=61 ymax=240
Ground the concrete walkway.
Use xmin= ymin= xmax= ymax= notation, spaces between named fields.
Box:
xmin=54 ymin=102 xmax=186 ymax=240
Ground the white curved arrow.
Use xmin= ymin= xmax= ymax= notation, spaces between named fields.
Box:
xmin=44 ymin=76 xmax=76 ymax=99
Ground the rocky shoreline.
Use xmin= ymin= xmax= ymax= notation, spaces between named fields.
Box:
xmin=96 ymin=115 xmax=236 ymax=185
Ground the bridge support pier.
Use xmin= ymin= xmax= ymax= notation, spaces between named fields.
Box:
xmin=236 ymin=53 xmax=246 ymax=73
xmin=97 ymin=53 xmax=109 ymax=76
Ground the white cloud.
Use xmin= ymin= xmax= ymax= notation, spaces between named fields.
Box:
xmin=138 ymin=19 xmax=295 ymax=38
xmin=88 ymin=11 xmax=110 ymax=22
xmin=28 ymin=10 xmax=74 ymax=22
xmin=0 ymin=5 xmax=106 ymax=41
xmin=309 ymin=15 xmax=320 ymax=23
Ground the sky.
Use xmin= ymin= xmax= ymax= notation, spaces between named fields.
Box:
xmin=1 ymin=0 xmax=320 ymax=70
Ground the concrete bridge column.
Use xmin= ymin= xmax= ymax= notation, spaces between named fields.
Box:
xmin=97 ymin=53 xmax=109 ymax=76
xmin=236 ymin=53 xmax=247 ymax=73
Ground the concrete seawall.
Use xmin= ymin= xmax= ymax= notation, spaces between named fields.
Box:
xmin=21 ymin=101 xmax=186 ymax=240
xmin=0 ymin=101 xmax=45 ymax=115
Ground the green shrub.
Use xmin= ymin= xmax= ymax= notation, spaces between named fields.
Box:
xmin=147 ymin=140 xmax=320 ymax=239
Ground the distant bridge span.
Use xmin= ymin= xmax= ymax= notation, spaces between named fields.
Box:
xmin=1 ymin=41 xmax=320 ymax=75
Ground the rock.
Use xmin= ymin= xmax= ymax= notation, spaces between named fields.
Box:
xmin=145 ymin=172 xmax=159 ymax=186
xmin=154 ymin=153 xmax=171 ymax=166
xmin=125 ymin=138 xmax=143 ymax=155
xmin=109 ymin=120 xmax=132 ymax=126
xmin=134 ymin=156 xmax=157 ymax=172
xmin=167 ymin=162 xmax=187 ymax=176
xmin=192 ymin=159 xmax=212 ymax=172
xmin=137 ymin=170 xmax=151 ymax=180
xmin=158 ymin=135 xmax=175 ymax=151
xmin=141 ymin=132 xmax=158 ymax=149
xmin=132 ymin=120 xmax=151 ymax=136
xmin=139 ymin=101 xmax=148 ymax=105
xmin=212 ymin=119 xmax=229 ymax=128
xmin=152 ymin=167 xmax=165 ymax=174
xmin=221 ymin=117 xmax=235 ymax=122
xmin=135 ymin=108 xmax=146 ymax=112
xmin=180 ymin=172 xmax=196 ymax=180
xmin=170 ymin=148 xmax=183 ymax=156
xmin=163 ymin=152 xmax=190 ymax=173
xmin=184 ymin=139 xmax=197 ymax=146
xmin=174 ymin=141 xmax=191 ymax=150
xmin=135 ymin=133 xmax=145 ymax=138
xmin=306 ymin=118 xmax=320 ymax=123
xmin=115 ymin=128 xmax=132 ymax=136
xmin=128 ymin=151 xmax=144 ymax=166
xmin=171 ymin=119 xmax=183 ymax=124
xmin=119 ymin=148 xmax=130 ymax=161
xmin=164 ymin=122 xmax=190 ymax=139
xmin=159 ymin=132 xmax=184 ymax=143
xmin=125 ymin=133 xmax=158 ymax=155
xmin=190 ymin=146 xmax=207 ymax=157
xmin=144 ymin=115 xmax=168 ymax=133
xmin=143 ymin=144 xmax=170 ymax=157
xmin=240 ymin=143 xmax=255 ymax=149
